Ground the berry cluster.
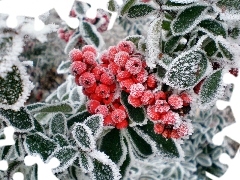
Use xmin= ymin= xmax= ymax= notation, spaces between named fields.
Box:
xmin=57 ymin=28 xmax=75 ymax=42
xmin=69 ymin=41 xmax=193 ymax=139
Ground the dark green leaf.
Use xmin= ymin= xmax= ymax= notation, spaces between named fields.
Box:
xmin=64 ymin=31 xmax=82 ymax=54
xmin=49 ymin=113 xmax=67 ymax=135
xmin=1 ymin=145 xmax=13 ymax=160
xmin=84 ymin=114 xmax=103 ymax=138
xmin=53 ymin=134 xmax=69 ymax=147
xmin=199 ymin=19 xmax=226 ymax=38
xmin=0 ymin=107 xmax=34 ymax=132
xmin=57 ymin=61 xmax=71 ymax=74
xmin=79 ymin=152 xmax=93 ymax=173
xmin=108 ymin=0 xmax=118 ymax=11
xmin=32 ymin=103 xmax=73 ymax=114
xmin=157 ymin=65 xmax=167 ymax=78
xmin=120 ymin=91 xmax=146 ymax=124
xmin=125 ymin=35 xmax=144 ymax=48
xmin=120 ymin=0 xmax=137 ymax=16
xmin=67 ymin=111 xmax=91 ymax=128
xmin=30 ymin=118 xmax=45 ymax=133
xmin=218 ymin=42 xmax=233 ymax=60
xmin=171 ymin=5 xmax=208 ymax=35
xmin=119 ymin=138 xmax=131 ymax=178
xmin=26 ymin=103 xmax=46 ymax=111
xmin=203 ymin=38 xmax=217 ymax=56
xmin=25 ymin=133 xmax=57 ymax=161
xmin=162 ymin=20 xmax=171 ymax=31
xmin=164 ymin=35 xmax=181 ymax=54
xmin=127 ymin=4 xmax=156 ymax=19
xmin=217 ymin=0 xmax=240 ymax=11
xmin=165 ymin=0 xmax=193 ymax=6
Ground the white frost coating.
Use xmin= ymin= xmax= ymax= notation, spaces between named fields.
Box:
xmin=0 ymin=60 xmax=34 ymax=111
xmin=49 ymin=112 xmax=67 ymax=136
xmin=89 ymin=150 xmax=122 ymax=180
xmin=117 ymin=132 xmax=128 ymax=166
xmin=146 ymin=16 xmax=162 ymax=69
xmin=84 ymin=114 xmax=104 ymax=139
xmin=78 ymin=152 xmax=94 ymax=173
xmin=72 ymin=123 xmax=96 ymax=151
xmin=169 ymin=0 xmax=199 ymax=3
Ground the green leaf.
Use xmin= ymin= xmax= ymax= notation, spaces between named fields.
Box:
xmin=57 ymin=61 xmax=71 ymax=74
xmin=78 ymin=152 xmax=94 ymax=173
xmin=199 ymin=19 xmax=226 ymax=38
xmin=164 ymin=35 xmax=181 ymax=54
xmin=72 ymin=123 xmax=96 ymax=151
xmin=196 ymin=153 xmax=212 ymax=167
xmin=32 ymin=103 xmax=73 ymax=114
xmin=26 ymin=103 xmax=46 ymax=111
xmin=217 ymin=0 xmax=240 ymax=11
xmin=165 ymin=0 xmax=193 ymax=6
xmin=49 ymin=113 xmax=67 ymax=135
xmin=108 ymin=0 xmax=118 ymax=11
xmin=1 ymin=145 xmax=13 ymax=160
xmin=84 ymin=114 xmax=103 ymax=139
xmin=137 ymin=121 xmax=180 ymax=158
xmin=64 ymin=31 xmax=82 ymax=54
xmin=218 ymin=42 xmax=233 ymax=60
xmin=82 ymin=22 xmax=103 ymax=49
xmin=120 ymin=91 xmax=146 ymax=124
xmin=74 ymin=1 xmax=87 ymax=15
xmin=120 ymin=0 xmax=137 ymax=16
xmin=171 ymin=5 xmax=208 ymax=35
xmin=25 ymin=133 xmax=57 ymax=161
xmin=162 ymin=20 xmax=171 ymax=31
xmin=99 ymin=129 xmax=125 ymax=165
xmin=127 ymin=4 xmax=156 ymax=19
xmin=53 ymin=134 xmax=69 ymax=147
xmin=0 ymin=107 xmax=34 ymax=132
xmin=119 ymin=139 xmax=131 ymax=178
xmin=51 ymin=146 xmax=78 ymax=173
xmin=125 ymin=35 xmax=144 ymax=49
xmin=165 ymin=50 xmax=209 ymax=89
xmin=67 ymin=111 xmax=91 ymax=128
xmin=126 ymin=127 xmax=153 ymax=158
xmin=157 ymin=65 xmax=167 ymax=78
xmin=199 ymin=70 xmax=223 ymax=108
xmin=30 ymin=118 xmax=45 ymax=133
xmin=203 ymin=38 xmax=217 ymax=57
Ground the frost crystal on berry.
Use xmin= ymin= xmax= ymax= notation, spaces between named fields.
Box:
xmin=111 ymin=109 xmax=127 ymax=123
xmin=82 ymin=45 xmax=97 ymax=56
xmin=117 ymin=40 xmax=135 ymax=54
xmin=128 ymin=95 xmax=142 ymax=107
xmin=125 ymin=57 xmax=142 ymax=75
xmin=154 ymin=123 xmax=165 ymax=134
xmin=83 ymin=51 xmax=97 ymax=66
xmin=100 ymin=72 xmax=115 ymax=85
xmin=70 ymin=61 xmax=87 ymax=76
xmin=168 ymin=94 xmax=183 ymax=109
xmin=141 ymin=90 xmax=154 ymax=105
xmin=114 ymin=51 xmax=130 ymax=67
xmin=95 ymin=84 xmax=110 ymax=98
xmin=69 ymin=48 xmax=83 ymax=62
xmin=87 ymin=100 xmax=100 ymax=114
xmin=161 ymin=111 xmax=181 ymax=127
xmin=116 ymin=119 xmax=129 ymax=129
xmin=155 ymin=100 xmax=170 ymax=113
xmin=147 ymin=105 xmax=161 ymax=121
xmin=79 ymin=72 xmax=96 ymax=88
xmin=95 ymin=105 xmax=109 ymax=117
xmin=108 ymin=46 xmax=119 ymax=61
xmin=130 ymin=83 xmax=145 ymax=98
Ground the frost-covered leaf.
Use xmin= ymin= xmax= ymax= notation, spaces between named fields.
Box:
xmin=0 ymin=107 xmax=34 ymax=132
xmin=203 ymin=38 xmax=217 ymax=57
xmin=217 ymin=0 xmax=240 ymax=11
xmin=57 ymin=81 xmax=68 ymax=100
xmin=25 ymin=132 xmax=57 ymax=161
xmin=81 ymin=22 xmax=104 ymax=49
xmin=165 ymin=50 xmax=210 ymax=90
xmin=84 ymin=114 xmax=103 ymax=139
xmin=199 ymin=69 xmax=223 ymax=108
xmin=167 ymin=0 xmax=198 ymax=4
xmin=125 ymin=35 xmax=144 ymax=49
xmin=32 ymin=102 xmax=73 ymax=114
xmin=51 ymin=146 xmax=78 ymax=173
xmin=89 ymin=151 xmax=121 ymax=180
xmin=74 ymin=1 xmax=88 ymax=15
xmin=126 ymin=127 xmax=153 ymax=159
xmin=0 ymin=64 xmax=33 ymax=110
xmin=72 ymin=123 xmax=96 ymax=151
xmin=196 ymin=153 xmax=212 ymax=167
xmin=199 ymin=19 xmax=226 ymax=38
xmin=49 ymin=113 xmax=67 ymax=135
xmin=64 ymin=31 xmax=82 ymax=54
xmin=171 ymin=5 xmax=208 ymax=35
xmin=57 ymin=61 xmax=71 ymax=74
xmin=218 ymin=42 xmax=233 ymax=61
xmin=120 ymin=91 xmax=146 ymax=124
xmin=53 ymin=134 xmax=69 ymax=147
xmin=78 ymin=152 xmax=94 ymax=173
xmin=164 ymin=35 xmax=181 ymax=54
xmin=137 ymin=121 xmax=181 ymax=158
xmin=119 ymin=139 xmax=131 ymax=177
xmin=69 ymin=86 xmax=86 ymax=106
xmin=99 ymin=129 xmax=126 ymax=165
xmin=67 ymin=111 xmax=91 ymax=128
xmin=120 ymin=0 xmax=137 ymax=16
xmin=1 ymin=145 xmax=13 ymax=160
xmin=127 ymin=4 xmax=156 ymax=19
xmin=26 ymin=103 xmax=46 ymax=111
xmin=108 ymin=0 xmax=118 ymax=12
xmin=30 ymin=118 xmax=45 ymax=134
xmin=157 ymin=65 xmax=167 ymax=78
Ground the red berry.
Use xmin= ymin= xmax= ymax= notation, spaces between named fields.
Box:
xmin=179 ymin=92 xmax=192 ymax=106
xmin=104 ymin=114 xmax=115 ymax=126
xmin=70 ymin=61 xmax=87 ymax=76
xmin=155 ymin=91 xmax=166 ymax=100
xmin=86 ymin=100 xmax=100 ymax=114
xmin=95 ymin=84 xmax=110 ymax=98
xmin=58 ymin=32 xmax=65 ymax=40
xmin=147 ymin=105 xmax=161 ymax=121
xmin=168 ymin=94 xmax=183 ymax=109
xmin=116 ymin=70 xmax=132 ymax=81
xmin=128 ymin=95 xmax=142 ymax=107
xmin=100 ymin=72 xmax=115 ymax=85
xmin=108 ymin=62 xmax=119 ymax=75
xmin=176 ymin=122 xmax=189 ymax=137
xmin=118 ymin=105 xmax=127 ymax=115
xmin=155 ymin=100 xmax=170 ymax=113
xmin=120 ymin=78 xmax=135 ymax=92
xmin=147 ymin=74 xmax=157 ymax=89
xmin=108 ymin=46 xmax=119 ymax=61
xmin=117 ymin=40 xmax=135 ymax=54
xmin=116 ymin=119 xmax=128 ymax=129
xmin=82 ymin=45 xmax=97 ymax=56
xmin=79 ymin=72 xmax=96 ymax=88
xmin=130 ymin=83 xmax=145 ymax=98
xmin=125 ymin=57 xmax=142 ymax=75
xmin=103 ymin=93 xmax=114 ymax=105
xmin=95 ymin=105 xmax=109 ymax=117
xmin=91 ymin=66 xmax=103 ymax=81
xmin=161 ymin=111 xmax=181 ymax=127
xmin=132 ymin=69 xmax=148 ymax=83
xmin=109 ymin=83 xmax=116 ymax=92
xmin=162 ymin=129 xmax=172 ymax=139
xmin=141 ymin=90 xmax=155 ymax=105
xmin=83 ymin=83 xmax=97 ymax=94
xmin=170 ymin=129 xmax=180 ymax=139
xmin=83 ymin=51 xmax=97 ymax=66
xmin=229 ymin=68 xmax=238 ymax=77
xmin=111 ymin=109 xmax=127 ymax=123
xmin=69 ymin=48 xmax=83 ymax=62
xmin=74 ymin=75 xmax=81 ymax=86
xmin=114 ymin=51 xmax=130 ymax=67
xmin=193 ymin=79 xmax=205 ymax=94
xmin=90 ymin=93 xmax=102 ymax=102
xmin=99 ymin=50 xmax=109 ymax=64
xmin=154 ymin=123 xmax=165 ymax=134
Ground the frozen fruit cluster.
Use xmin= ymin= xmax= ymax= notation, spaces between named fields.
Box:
xmin=57 ymin=28 xmax=75 ymax=42
xmin=69 ymin=41 xmax=193 ymax=139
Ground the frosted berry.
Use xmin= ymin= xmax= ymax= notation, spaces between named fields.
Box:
xmin=104 ymin=114 xmax=115 ymax=126
xmin=117 ymin=70 xmax=132 ymax=81
xmin=155 ymin=91 xmax=166 ymax=100
xmin=83 ymin=51 xmax=97 ymax=66
xmin=128 ymin=95 xmax=142 ymax=107
xmin=114 ymin=51 xmax=130 ymax=67
xmin=83 ymin=83 xmax=97 ymax=94
xmin=69 ymin=48 xmax=83 ymax=62
xmin=116 ymin=119 xmax=129 ymax=129
xmin=176 ymin=122 xmax=189 ymax=137
xmin=179 ymin=92 xmax=192 ymax=106
xmin=74 ymin=75 xmax=81 ymax=86
xmin=99 ymin=50 xmax=109 ymax=64
xmin=79 ymin=72 xmax=96 ymax=88
xmin=95 ymin=105 xmax=109 ymax=117
xmin=132 ymin=69 xmax=148 ymax=83
xmin=155 ymin=100 xmax=170 ymax=113
xmin=108 ymin=62 xmax=119 ymax=75
xmin=109 ymin=83 xmax=116 ymax=92
xmin=141 ymin=90 xmax=155 ymax=105
xmin=168 ymin=94 xmax=183 ymax=109
xmin=154 ymin=123 xmax=165 ymax=134
xmin=108 ymin=46 xmax=119 ymax=61
xmin=87 ymin=100 xmax=100 ymax=114
xmin=125 ymin=57 xmax=142 ymax=75
xmin=120 ymin=78 xmax=135 ymax=92
xmin=100 ymin=72 xmax=115 ymax=85
xmin=90 ymin=93 xmax=102 ymax=102
xmin=162 ymin=128 xmax=172 ymax=139
xmin=111 ymin=109 xmax=127 ymax=123
xmin=130 ymin=83 xmax=145 ymax=98
xmin=95 ymin=84 xmax=110 ymax=98
xmin=147 ymin=105 xmax=161 ymax=121
xmin=161 ymin=111 xmax=181 ymax=127
xmin=70 ymin=61 xmax=87 ymax=76
xmin=103 ymin=93 xmax=114 ymax=105
xmin=117 ymin=40 xmax=135 ymax=54
xmin=82 ymin=45 xmax=97 ymax=56
xmin=91 ymin=66 xmax=103 ymax=81
xmin=146 ymin=74 xmax=157 ymax=89
xmin=170 ymin=129 xmax=180 ymax=139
